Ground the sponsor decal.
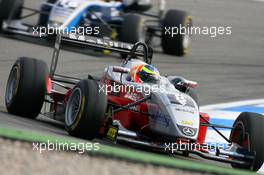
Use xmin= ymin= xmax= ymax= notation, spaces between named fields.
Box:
xmin=57 ymin=0 xmax=80 ymax=9
xmin=128 ymin=106 xmax=139 ymax=111
xmin=175 ymin=105 xmax=196 ymax=114
xmin=106 ymin=126 xmax=118 ymax=141
xmin=67 ymin=33 xmax=133 ymax=50
xmin=124 ymin=92 xmax=142 ymax=101
xmin=181 ymin=120 xmax=194 ymax=126
xmin=182 ymin=127 xmax=195 ymax=136
xmin=151 ymin=110 xmax=171 ymax=127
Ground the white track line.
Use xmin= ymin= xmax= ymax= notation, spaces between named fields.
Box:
xmin=201 ymin=99 xmax=264 ymax=110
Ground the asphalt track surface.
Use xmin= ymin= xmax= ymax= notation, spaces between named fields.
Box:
xmin=0 ymin=0 xmax=264 ymax=173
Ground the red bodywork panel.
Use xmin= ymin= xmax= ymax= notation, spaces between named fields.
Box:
xmin=106 ymin=81 xmax=149 ymax=130
xmin=45 ymin=76 xmax=52 ymax=94
xmin=197 ymin=112 xmax=210 ymax=144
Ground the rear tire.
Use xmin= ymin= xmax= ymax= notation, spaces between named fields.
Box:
xmin=230 ymin=112 xmax=264 ymax=171
xmin=5 ymin=57 xmax=48 ymax=118
xmin=65 ymin=79 xmax=107 ymax=140
xmin=161 ymin=9 xmax=192 ymax=56
xmin=0 ymin=0 xmax=24 ymax=31
xmin=119 ymin=14 xmax=145 ymax=59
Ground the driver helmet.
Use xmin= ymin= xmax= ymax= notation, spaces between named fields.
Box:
xmin=130 ymin=63 xmax=160 ymax=83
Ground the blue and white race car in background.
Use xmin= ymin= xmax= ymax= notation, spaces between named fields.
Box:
xmin=0 ymin=0 xmax=192 ymax=57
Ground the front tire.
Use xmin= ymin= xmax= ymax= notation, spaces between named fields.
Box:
xmin=65 ymin=79 xmax=107 ymax=140
xmin=230 ymin=112 xmax=264 ymax=171
xmin=161 ymin=9 xmax=192 ymax=56
xmin=5 ymin=57 xmax=48 ymax=118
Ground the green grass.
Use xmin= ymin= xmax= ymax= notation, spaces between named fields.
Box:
xmin=0 ymin=127 xmax=255 ymax=175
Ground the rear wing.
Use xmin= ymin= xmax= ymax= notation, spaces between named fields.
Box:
xmin=50 ymin=33 xmax=153 ymax=77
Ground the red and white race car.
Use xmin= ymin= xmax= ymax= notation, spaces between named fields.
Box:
xmin=5 ymin=33 xmax=264 ymax=171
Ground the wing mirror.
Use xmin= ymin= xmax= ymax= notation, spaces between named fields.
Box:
xmin=168 ymin=76 xmax=198 ymax=89
xmin=182 ymin=79 xmax=198 ymax=88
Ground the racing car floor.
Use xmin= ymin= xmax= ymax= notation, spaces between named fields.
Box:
xmin=0 ymin=0 xmax=264 ymax=174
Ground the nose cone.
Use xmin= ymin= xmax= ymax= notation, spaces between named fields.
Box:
xmin=148 ymin=92 xmax=200 ymax=140
xmin=167 ymin=93 xmax=200 ymax=140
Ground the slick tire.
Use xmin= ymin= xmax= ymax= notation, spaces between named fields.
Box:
xmin=230 ymin=112 xmax=264 ymax=171
xmin=0 ymin=0 xmax=24 ymax=31
xmin=161 ymin=9 xmax=192 ymax=56
xmin=5 ymin=57 xmax=48 ymax=118
xmin=65 ymin=79 xmax=107 ymax=140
